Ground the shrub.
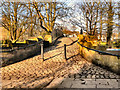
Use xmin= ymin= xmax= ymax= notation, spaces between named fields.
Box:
xmin=1 ymin=39 xmax=12 ymax=48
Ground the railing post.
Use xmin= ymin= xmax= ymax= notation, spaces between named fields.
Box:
xmin=64 ymin=44 xmax=67 ymax=60
xmin=41 ymin=41 xmax=44 ymax=61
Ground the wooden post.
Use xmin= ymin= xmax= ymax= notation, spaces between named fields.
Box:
xmin=64 ymin=44 xmax=67 ymax=60
xmin=41 ymin=42 xmax=44 ymax=61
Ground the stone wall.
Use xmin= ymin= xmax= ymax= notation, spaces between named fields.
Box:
xmin=51 ymin=29 xmax=63 ymax=41
xmin=79 ymin=45 xmax=120 ymax=74
xmin=1 ymin=41 xmax=42 ymax=67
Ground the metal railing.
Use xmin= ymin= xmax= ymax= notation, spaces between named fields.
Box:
xmin=77 ymin=41 xmax=120 ymax=59
xmin=41 ymin=38 xmax=78 ymax=61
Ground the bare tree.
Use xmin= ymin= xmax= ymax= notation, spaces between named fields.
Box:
xmin=32 ymin=1 xmax=68 ymax=34
xmin=81 ymin=1 xmax=100 ymax=35
xmin=1 ymin=2 xmax=31 ymax=43
xmin=104 ymin=1 xmax=119 ymax=45
xmin=62 ymin=1 xmax=100 ymax=36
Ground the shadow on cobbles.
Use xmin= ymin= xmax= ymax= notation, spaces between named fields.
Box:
xmin=44 ymin=52 xmax=62 ymax=61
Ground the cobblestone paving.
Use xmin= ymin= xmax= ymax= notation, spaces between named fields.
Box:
xmin=1 ymin=37 xmax=120 ymax=89
xmin=1 ymin=37 xmax=90 ymax=89
xmin=57 ymin=63 xmax=120 ymax=89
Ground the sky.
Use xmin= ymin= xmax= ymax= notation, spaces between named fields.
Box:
xmin=0 ymin=0 xmax=119 ymax=34
xmin=56 ymin=0 xmax=120 ymax=33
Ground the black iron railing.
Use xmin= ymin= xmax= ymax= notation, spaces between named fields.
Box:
xmin=77 ymin=41 xmax=120 ymax=59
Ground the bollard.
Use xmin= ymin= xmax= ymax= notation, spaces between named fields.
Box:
xmin=64 ymin=44 xmax=67 ymax=60
xmin=41 ymin=42 xmax=44 ymax=61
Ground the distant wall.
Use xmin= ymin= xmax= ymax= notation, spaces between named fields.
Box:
xmin=79 ymin=44 xmax=120 ymax=74
xmin=1 ymin=41 xmax=42 ymax=67
xmin=51 ymin=29 xmax=63 ymax=41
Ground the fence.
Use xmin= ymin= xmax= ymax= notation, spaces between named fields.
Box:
xmin=41 ymin=38 xmax=78 ymax=61
xmin=1 ymin=36 xmax=63 ymax=67
xmin=40 ymin=44 xmax=67 ymax=61
xmin=77 ymin=41 xmax=120 ymax=74
xmin=77 ymin=42 xmax=120 ymax=59
xmin=1 ymin=40 xmax=43 ymax=67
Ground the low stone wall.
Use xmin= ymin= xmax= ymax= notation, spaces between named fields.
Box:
xmin=1 ymin=41 xmax=42 ymax=67
xmin=79 ymin=45 xmax=120 ymax=74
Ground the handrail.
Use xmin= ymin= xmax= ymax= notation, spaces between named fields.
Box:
xmin=77 ymin=41 xmax=120 ymax=59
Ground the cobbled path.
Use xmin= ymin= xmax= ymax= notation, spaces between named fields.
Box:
xmin=1 ymin=37 xmax=90 ymax=89
xmin=56 ymin=52 xmax=120 ymax=89
xmin=1 ymin=37 xmax=120 ymax=89
xmin=57 ymin=63 xmax=120 ymax=89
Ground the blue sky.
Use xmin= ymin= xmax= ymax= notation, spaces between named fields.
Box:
xmin=0 ymin=0 xmax=119 ymax=33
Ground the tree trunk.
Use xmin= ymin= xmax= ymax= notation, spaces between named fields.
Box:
xmin=100 ymin=9 xmax=103 ymax=40
xmin=13 ymin=3 xmax=18 ymax=40
xmin=106 ymin=1 xmax=113 ymax=46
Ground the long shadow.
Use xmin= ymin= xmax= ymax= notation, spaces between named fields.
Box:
xmin=1 ymin=37 xmax=77 ymax=67
xmin=67 ymin=40 xmax=78 ymax=46
xmin=48 ymin=39 xmax=78 ymax=51
xmin=44 ymin=47 xmax=79 ymax=62
xmin=66 ymin=53 xmax=80 ymax=60
xmin=41 ymin=39 xmax=77 ymax=54
xmin=44 ymin=52 xmax=62 ymax=61
xmin=1 ymin=37 xmax=80 ymax=88
xmin=1 ymin=38 xmax=63 ymax=65
xmin=36 ymin=39 xmax=78 ymax=61
xmin=16 ymin=53 xmax=81 ymax=89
